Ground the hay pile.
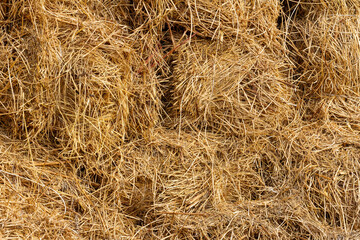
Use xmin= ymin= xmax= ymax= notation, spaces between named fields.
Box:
xmin=1 ymin=0 xmax=360 ymax=239
xmin=169 ymin=36 xmax=292 ymax=135
xmin=287 ymin=1 xmax=360 ymax=124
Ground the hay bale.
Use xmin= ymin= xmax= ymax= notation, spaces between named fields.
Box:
xmin=131 ymin=0 xmax=281 ymax=42
xmin=169 ymin=37 xmax=293 ymax=135
xmin=117 ymin=125 xmax=360 ymax=239
xmin=0 ymin=131 xmax=140 ymax=239
xmin=0 ymin=0 xmax=161 ymax=157
xmin=1 ymin=0 xmax=360 ymax=239
xmin=290 ymin=12 xmax=360 ymax=97
xmin=286 ymin=1 xmax=360 ymax=126
xmin=174 ymin=0 xmax=281 ymax=41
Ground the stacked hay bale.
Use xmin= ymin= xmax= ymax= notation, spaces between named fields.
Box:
xmin=0 ymin=130 xmax=142 ymax=239
xmin=170 ymin=36 xmax=293 ymax=135
xmin=130 ymin=1 xmax=294 ymax=134
xmin=0 ymin=1 xmax=161 ymax=238
xmin=287 ymin=0 xmax=360 ymax=125
xmin=156 ymin=0 xmax=295 ymax=136
xmin=0 ymin=0 xmax=161 ymax=158
xmin=282 ymin=0 xmax=360 ymax=236
xmin=1 ymin=0 xmax=360 ymax=239
xmin=123 ymin=1 xmax=310 ymax=239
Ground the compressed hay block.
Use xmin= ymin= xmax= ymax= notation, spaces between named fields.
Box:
xmin=170 ymin=37 xmax=293 ymax=135
xmin=286 ymin=1 xmax=360 ymax=125
xmin=0 ymin=132 xmax=137 ymax=239
xmin=0 ymin=1 xmax=161 ymax=157
xmin=175 ymin=0 xmax=281 ymax=41
xmin=130 ymin=0 xmax=281 ymax=43
xmin=290 ymin=14 xmax=360 ymax=97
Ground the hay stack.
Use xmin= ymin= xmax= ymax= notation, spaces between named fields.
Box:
xmin=0 ymin=1 xmax=161 ymax=158
xmin=127 ymin=0 xmax=291 ymax=137
xmin=292 ymin=6 xmax=360 ymax=96
xmin=169 ymin=36 xmax=293 ymax=135
xmin=286 ymin=0 xmax=360 ymax=126
xmin=131 ymin=0 xmax=281 ymax=41
xmin=114 ymin=125 xmax=360 ymax=239
xmin=1 ymin=0 xmax=360 ymax=239
xmin=0 ymin=131 xmax=142 ymax=238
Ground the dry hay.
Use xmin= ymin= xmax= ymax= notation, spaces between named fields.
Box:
xmin=127 ymin=0 xmax=284 ymax=76
xmin=168 ymin=35 xmax=293 ymax=135
xmin=0 ymin=0 xmax=161 ymax=158
xmin=285 ymin=0 xmax=360 ymax=127
xmin=0 ymin=0 xmax=360 ymax=239
xmin=2 ymin=124 xmax=360 ymax=238
xmin=0 ymin=131 xmax=139 ymax=239
xmin=130 ymin=0 xmax=281 ymax=41
xmin=293 ymin=6 xmax=360 ymax=96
